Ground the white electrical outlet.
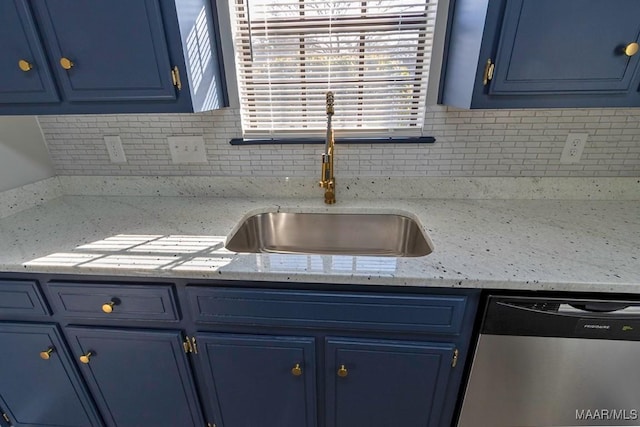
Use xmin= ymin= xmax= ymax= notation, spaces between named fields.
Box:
xmin=168 ymin=136 xmax=208 ymax=164
xmin=560 ymin=133 xmax=588 ymax=164
xmin=104 ymin=135 xmax=127 ymax=164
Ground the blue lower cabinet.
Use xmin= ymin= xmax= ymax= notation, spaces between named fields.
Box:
xmin=0 ymin=322 xmax=102 ymax=427
xmin=65 ymin=327 xmax=204 ymax=427
xmin=325 ymin=337 xmax=456 ymax=427
xmin=196 ymin=333 xmax=317 ymax=427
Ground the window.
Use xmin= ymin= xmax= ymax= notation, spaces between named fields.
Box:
xmin=228 ymin=0 xmax=439 ymax=139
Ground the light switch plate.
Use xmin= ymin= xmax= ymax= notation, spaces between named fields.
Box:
xmin=104 ymin=136 xmax=127 ymax=164
xmin=168 ymin=136 xmax=208 ymax=164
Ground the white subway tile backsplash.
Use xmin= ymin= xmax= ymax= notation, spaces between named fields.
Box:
xmin=38 ymin=106 xmax=640 ymax=178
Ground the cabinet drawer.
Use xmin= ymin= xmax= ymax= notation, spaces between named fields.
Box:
xmin=187 ymin=287 xmax=468 ymax=335
xmin=47 ymin=282 xmax=179 ymax=321
xmin=0 ymin=280 xmax=49 ymax=316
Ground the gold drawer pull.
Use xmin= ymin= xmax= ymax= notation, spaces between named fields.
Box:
xmin=623 ymin=42 xmax=639 ymax=57
xmin=337 ymin=364 xmax=348 ymax=378
xmin=291 ymin=363 xmax=302 ymax=376
xmin=60 ymin=57 xmax=74 ymax=70
xmin=18 ymin=59 xmax=33 ymax=72
xmin=40 ymin=347 xmax=54 ymax=360
xmin=102 ymin=299 xmax=116 ymax=313
xmin=79 ymin=352 xmax=92 ymax=364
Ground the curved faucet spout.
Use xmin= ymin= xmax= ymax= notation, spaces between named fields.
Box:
xmin=319 ymin=91 xmax=336 ymax=204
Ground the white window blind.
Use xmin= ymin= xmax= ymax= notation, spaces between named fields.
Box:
xmin=229 ymin=0 xmax=438 ymax=138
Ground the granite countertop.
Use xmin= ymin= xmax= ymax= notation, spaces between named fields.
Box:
xmin=0 ymin=191 xmax=638 ymax=293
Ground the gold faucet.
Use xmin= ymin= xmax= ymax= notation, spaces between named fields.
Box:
xmin=320 ymin=91 xmax=336 ymax=204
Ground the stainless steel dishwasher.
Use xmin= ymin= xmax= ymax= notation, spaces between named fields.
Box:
xmin=458 ymin=295 xmax=640 ymax=427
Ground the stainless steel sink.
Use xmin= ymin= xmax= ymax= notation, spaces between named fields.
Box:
xmin=225 ymin=212 xmax=433 ymax=257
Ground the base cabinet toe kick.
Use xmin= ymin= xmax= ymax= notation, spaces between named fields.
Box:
xmin=0 ymin=276 xmax=479 ymax=427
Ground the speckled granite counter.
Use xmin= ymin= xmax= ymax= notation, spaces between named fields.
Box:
xmin=0 ymin=194 xmax=638 ymax=293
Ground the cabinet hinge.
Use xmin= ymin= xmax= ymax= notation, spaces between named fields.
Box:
xmin=482 ymin=58 xmax=495 ymax=86
xmin=171 ymin=66 xmax=182 ymax=91
xmin=183 ymin=336 xmax=193 ymax=353
xmin=2 ymin=413 xmax=10 ymax=423
xmin=183 ymin=336 xmax=198 ymax=354
xmin=451 ymin=348 xmax=459 ymax=368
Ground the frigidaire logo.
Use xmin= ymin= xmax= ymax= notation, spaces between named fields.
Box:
xmin=575 ymin=409 xmax=638 ymax=421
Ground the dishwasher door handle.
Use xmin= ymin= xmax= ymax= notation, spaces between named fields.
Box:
xmin=558 ymin=303 xmax=640 ymax=315
xmin=497 ymin=300 xmax=640 ymax=319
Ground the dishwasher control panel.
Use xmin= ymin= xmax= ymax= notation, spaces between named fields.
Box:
xmin=482 ymin=296 xmax=640 ymax=340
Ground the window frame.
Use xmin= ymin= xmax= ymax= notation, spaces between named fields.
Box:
xmin=215 ymin=0 xmax=450 ymax=144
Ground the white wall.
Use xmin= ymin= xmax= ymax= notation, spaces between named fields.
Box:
xmin=0 ymin=116 xmax=55 ymax=191
xmin=39 ymin=106 xmax=640 ymax=178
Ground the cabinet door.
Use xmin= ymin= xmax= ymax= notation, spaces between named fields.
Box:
xmin=325 ymin=337 xmax=455 ymax=427
xmin=31 ymin=0 xmax=177 ymax=102
xmin=0 ymin=0 xmax=58 ymax=104
xmin=0 ymin=323 xmax=102 ymax=427
xmin=491 ymin=0 xmax=640 ymax=94
xmin=197 ymin=333 xmax=317 ymax=427
xmin=65 ymin=327 xmax=204 ymax=427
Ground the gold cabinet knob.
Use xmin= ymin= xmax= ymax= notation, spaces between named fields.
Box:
xmin=40 ymin=347 xmax=54 ymax=360
xmin=102 ymin=300 xmax=116 ymax=313
xmin=624 ymin=42 xmax=640 ymax=57
xmin=291 ymin=363 xmax=302 ymax=376
xmin=79 ymin=352 xmax=92 ymax=364
xmin=18 ymin=59 xmax=33 ymax=72
xmin=60 ymin=57 xmax=74 ymax=70
xmin=337 ymin=364 xmax=348 ymax=378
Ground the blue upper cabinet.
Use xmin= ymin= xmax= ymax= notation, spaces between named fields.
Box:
xmin=0 ymin=0 xmax=58 ymax=104
xmin=440 ymin=0 xmax=640 ymax=108
xmin=0 ymin=0 xmax=228 ymax=114
xmin=32 ymin=0 xmax=177 ymax=104
xmin=491 ymin=0 xmax=640 ymax=95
